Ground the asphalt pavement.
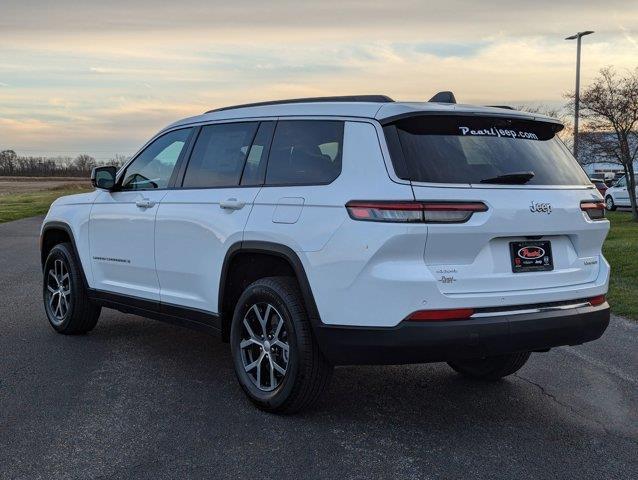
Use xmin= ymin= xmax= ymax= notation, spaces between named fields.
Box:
xmin=1 ymin=216 xmax=636 ymax=479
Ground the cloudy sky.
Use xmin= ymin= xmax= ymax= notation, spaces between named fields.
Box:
xmin=1 ymin=0 xmax=637 ymax=159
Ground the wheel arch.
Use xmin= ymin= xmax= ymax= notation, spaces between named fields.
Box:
xmin=218 ymin=241 xmax=322 ymax=342
xmin=41 ymin=221 xmax=90 ymax=289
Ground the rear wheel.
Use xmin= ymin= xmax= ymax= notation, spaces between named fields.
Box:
xmin=605 ymin=195 xmax=617 ymax=211
xmin=43 ymin=243 xmax=101 ymax=334
xmin=230 ymin=276 xmax=332 ymax=414
xmin=447 ymin=352 xmax=531 ymax=381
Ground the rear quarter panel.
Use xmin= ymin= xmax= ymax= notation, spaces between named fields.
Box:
xmin=243 ymin=120 xmax=415 ymax=327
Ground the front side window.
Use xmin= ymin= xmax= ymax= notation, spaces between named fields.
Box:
xmin=121 ymin=128 xmax=192 ymax=190
xmin=266 ymin=120 xmax=344 ymax=185
xmin=182 ymin=122 xmax=258 ymax=188
xmin=384 ymin=116 xmax=590 ymax=186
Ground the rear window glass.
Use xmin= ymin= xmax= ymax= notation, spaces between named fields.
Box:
xmin=265 ymin=120 xmax=343 ymax=185
xmin=384 ymin=116 xmax=590 ymax=186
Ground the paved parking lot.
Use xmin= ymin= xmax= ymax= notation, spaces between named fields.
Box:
xmin=1 ymin=216 xmax=637 ymax=479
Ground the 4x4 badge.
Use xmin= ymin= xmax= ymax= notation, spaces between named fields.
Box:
xmin=530 ymin=201 xmax=552 ymax=214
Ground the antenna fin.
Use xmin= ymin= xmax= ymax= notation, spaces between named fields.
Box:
xmin=428 ymin=91 xmax=457 ymax=104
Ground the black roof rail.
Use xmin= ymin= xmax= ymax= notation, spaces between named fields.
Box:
xmin=205 ymin=95 xmax=394 ymax=114
xmin=428 ymin=91 xmax=457 ymax=104
xmin=487 ymin=105 xmax=515 ymax=110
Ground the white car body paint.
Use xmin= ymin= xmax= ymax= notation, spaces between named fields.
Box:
xmin=41 ymin=100 xmax=610 ymax=331
xmin=605 ymin=174 xmax=638 ymax=208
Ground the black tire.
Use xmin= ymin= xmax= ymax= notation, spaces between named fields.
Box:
xmin=43 ymin=243 xmax=101 ymax=334
xmin=605 ymin=195 xmax=617 ymax=211
xmin=447 ymin=352 xmax=531 ymax=381
xmin=230 ymin=276 xmax=333 ymax=414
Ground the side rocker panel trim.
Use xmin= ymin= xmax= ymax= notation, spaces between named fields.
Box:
xmin=87 ymin=289 xmax=221 ymax=336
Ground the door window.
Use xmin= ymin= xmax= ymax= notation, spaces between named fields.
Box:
xmin=182 ymin=122 xmax=258 ymax=188
xmin=240 ymin=121 xmax=275 ymax=186
xmin=121 ymin=128 xmax=192 ymax=190
xmin=265 ymin=120 xmax=344 ymax=185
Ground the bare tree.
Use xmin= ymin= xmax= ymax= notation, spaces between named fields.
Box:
xmin=0 ymin=149 xmax=18 ymax=175
xmin=73 ymin=154 xmax=96 ymax=171
xmin=569 ymin=67 xmax=638 ymax=221
xmin=111 ymin=153 xmax=130 ymax=167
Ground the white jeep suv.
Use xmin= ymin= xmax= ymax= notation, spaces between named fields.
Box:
xmin=41 ymin=94 xmax=611 ymax=413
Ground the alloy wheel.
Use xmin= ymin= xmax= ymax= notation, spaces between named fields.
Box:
xmin=46 ymin=259 xmax=71 ymax=325
xmin=239 ymin=303 xmax=290 ymax=392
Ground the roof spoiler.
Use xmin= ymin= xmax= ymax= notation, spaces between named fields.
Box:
xmin=428 ymin=91 xmax=456 ymax=104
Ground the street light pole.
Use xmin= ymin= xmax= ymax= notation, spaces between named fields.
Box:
xmin=566 ymin=30 xmax=594 ymax=161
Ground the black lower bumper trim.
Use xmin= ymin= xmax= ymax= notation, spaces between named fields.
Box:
xmin=315 ymin=303 xmax=610 ymax=366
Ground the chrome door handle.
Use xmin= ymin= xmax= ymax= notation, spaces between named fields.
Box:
xmin=220 ymin=198 xmax=245 ymax=210
xmin=136 ymin=199 xmax=156 ymax=209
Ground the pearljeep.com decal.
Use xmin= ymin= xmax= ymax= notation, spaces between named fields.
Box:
xmin=458 ymin=126 xmax=539 ymax=140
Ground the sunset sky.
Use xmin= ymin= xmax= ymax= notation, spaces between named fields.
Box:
xmin=1 ymin=0 xmax=637 ymax=160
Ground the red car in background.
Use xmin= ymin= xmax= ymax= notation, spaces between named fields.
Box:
xmin=590 ymin=179 xmax=608 ymax=197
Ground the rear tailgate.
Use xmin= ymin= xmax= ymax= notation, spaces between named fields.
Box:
xmin=412 ymin=184 xmax=608 ymax=294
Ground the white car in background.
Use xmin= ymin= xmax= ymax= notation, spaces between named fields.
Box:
xmin=605 ymin=174 xmax=638 ymax=210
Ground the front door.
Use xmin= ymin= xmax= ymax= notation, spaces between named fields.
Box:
xmin=89 ymin=127 xmax=193 ymax=301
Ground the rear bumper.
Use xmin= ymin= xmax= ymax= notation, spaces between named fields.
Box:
xmin=315 ymin=303 xmax=610 ymax=365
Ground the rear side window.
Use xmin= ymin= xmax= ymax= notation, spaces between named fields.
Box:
xmin=384 ymin=116 xmax=590 ymax=186
xmin=266 ymin=120 xmax=344 ymax=185
xmin=241 ymin=122 xmax=275 ymax=186
xmin=182 ymin=122 xmax=258 ymax=188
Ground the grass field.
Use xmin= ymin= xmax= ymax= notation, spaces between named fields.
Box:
xmin=0 ymin=182 xmax=636 ymax=320
xmin=0 ymin=183 xmax=91 ymax=223
xmin=602 ymin=211 xmax=638 ymax=320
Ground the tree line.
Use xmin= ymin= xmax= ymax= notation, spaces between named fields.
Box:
xmin=0 ymin=151 xmax=128 ymax=178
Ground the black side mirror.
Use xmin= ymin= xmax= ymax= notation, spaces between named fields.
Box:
xmin=91 ymin=166 xmax=117 ymax=190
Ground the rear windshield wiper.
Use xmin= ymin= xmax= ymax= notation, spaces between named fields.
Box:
xmin=480 ymin=171 xmax=535 ymax=184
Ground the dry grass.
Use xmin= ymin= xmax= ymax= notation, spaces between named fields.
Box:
xmin=0 ymin=184 xmax=92 ymax=223
xmin=0 ymin=177 xmax=89 ymax=195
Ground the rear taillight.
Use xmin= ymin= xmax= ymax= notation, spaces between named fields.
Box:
xmin=345 ymin=201 xmax=488 ymax=223
xmin=589 ymin=295 xmax=606 ymax=306
xmin=407 ymin=308 xmax=475 ymax=321
xmin=580 ymin=201 xmax=606 ymax=220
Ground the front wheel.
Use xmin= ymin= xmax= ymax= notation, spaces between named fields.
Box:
xmin=605 ymin=195 xmax=617 ymax=211
xmin=230 ymin=277 xmax=332 ymax=414
xmin=43 ymin=243 xmax=101 ymax=334
xmin=447 ymin=352 xmax=531 ymax=381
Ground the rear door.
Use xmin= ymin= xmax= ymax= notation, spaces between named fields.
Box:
xmin=383 ymin=115 xmax=608 ymax=295
xmin=154 ymin=121 xmax=274 ymax=313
